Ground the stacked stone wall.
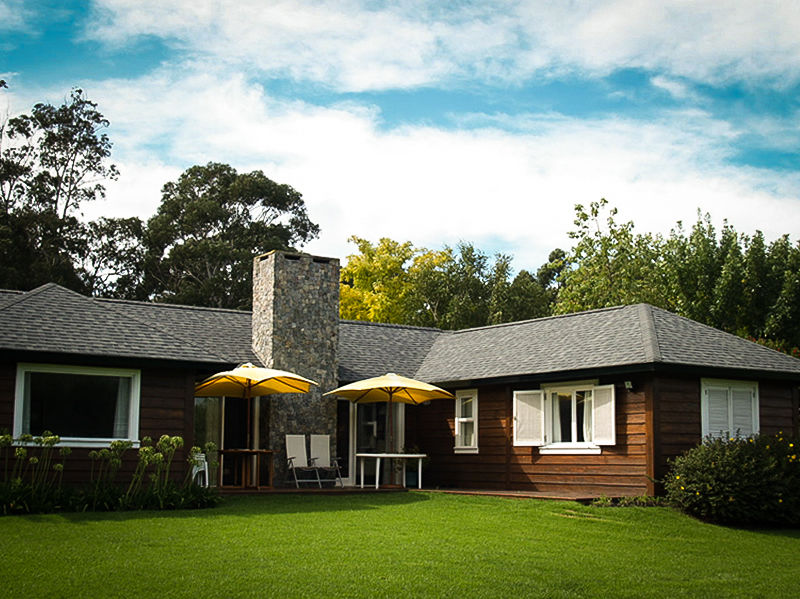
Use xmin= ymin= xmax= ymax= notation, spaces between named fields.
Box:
xmin=252 ymin=251 xmax=340 ymax=485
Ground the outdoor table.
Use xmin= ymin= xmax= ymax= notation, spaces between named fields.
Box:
xmin=219 ymin=449 xmax=274 ymax=489
xmin=356 ymin=452 xmax=427 ymax=489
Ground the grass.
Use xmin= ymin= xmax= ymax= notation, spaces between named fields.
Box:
xmin=1 ymin=492 xmax=799 ymax=598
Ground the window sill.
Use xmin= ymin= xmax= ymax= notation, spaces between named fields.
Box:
xmin=538 ymin=443 xmax=601 ymax=455
xmin=454 ymin=447 xmax=479 ymax=454
xmin=15 ymin=438 xmax=141 ymax=449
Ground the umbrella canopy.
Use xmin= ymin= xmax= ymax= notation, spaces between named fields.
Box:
xmin=195 ymin=363 xmax=318 ymax=450
xmin=195 ymin=363 xmax=318 ymax=398
xmin=324 ymin=372 xmax=453 ymax=405
xmin=324 ymin=373 xmax=453 ymax=453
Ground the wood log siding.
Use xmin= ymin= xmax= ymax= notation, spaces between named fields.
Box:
xmin=652 ymin=376 xmax=701 ymax=485
xmin=408 ymin=381 xmax=650 ymax=497
xmin=0 ymin=363 xmax=14 ymax=432
xmin=0 ymin=363 xmax=198 ymax=485
xmin=653 ymin=375 xmax=800 ymax=487
xmin=758 ymin=381 xmax=796 ymax=435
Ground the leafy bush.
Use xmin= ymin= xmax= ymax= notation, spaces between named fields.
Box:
xmin=665 ymin=432 xmax=800 ymax=526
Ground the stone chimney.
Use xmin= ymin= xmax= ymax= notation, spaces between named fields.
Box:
xmin=252 ymin=250 xmax=340 ymax=485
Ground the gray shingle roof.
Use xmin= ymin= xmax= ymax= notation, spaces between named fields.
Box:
xmin=649 ymin=305 xmax=800 ymax=374
xmin=1 ymin=285 xmax=798 ymax=382
xmin=0 ymin=289 xmax=23 ymax=304
xmin=415 ymin=304 xmax=800 ymax=384
xmin=96 ymin=297 xmax=257 ymax=365
xmin=0 ymin=284 xmax=245 ymax=364
xmin=338 ymin=320 xmax=441 ymax=382
xmin=415 ymin=305 xmax=650 ymax=383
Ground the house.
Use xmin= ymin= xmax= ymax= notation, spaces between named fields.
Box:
xmin=1 ymin=250 xmax=798 ymax=497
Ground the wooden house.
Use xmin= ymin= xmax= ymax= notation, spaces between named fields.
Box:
xmin=1 ymin=251 xmax=798 ymax=496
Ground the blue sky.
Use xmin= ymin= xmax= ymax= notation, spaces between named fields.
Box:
xmin=2 ymin=0 xmax=799 ymax=271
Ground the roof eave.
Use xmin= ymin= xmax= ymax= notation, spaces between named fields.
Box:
xmin=426 ymin=360 xmax=800 ymax=389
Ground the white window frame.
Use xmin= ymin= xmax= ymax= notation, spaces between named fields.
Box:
xmin=540 ymin=381 xmax=600 ymax=455
xmin=14 ymin=363 xmax=141 ymax=448
xmin=701 ymin=378 xmax=759 ymax=439
xmin=513 ymin=380 xmax=616 ymax=455
xmin=454 ymin=388 xmax=478 ymax=454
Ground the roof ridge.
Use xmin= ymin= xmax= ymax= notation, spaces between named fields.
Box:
xmin=637 ymin=304 xmax=662 ymax=362
xmin=340 ymin=319 xmax=443 ymax=333
xmin=0 ymin=282 xmax=78 ymax=311
xmin=444 ymin=304 xmax=630 ymax=335
xmin=97 ymin=297 xmax=252 ymax=315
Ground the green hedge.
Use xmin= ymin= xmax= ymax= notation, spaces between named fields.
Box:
xmin=665 ymin=432 xmax=800 ymax=526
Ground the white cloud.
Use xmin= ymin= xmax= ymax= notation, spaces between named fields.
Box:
xmin=650 ymin=76 xmax=692 ymax=100
xmin=0 ymin=0 xmax=33 ymax=33
xmin=80 ymin=67 xmax=800 ymax=272
xmin=84 ymin=0 xmax=800 ymax=91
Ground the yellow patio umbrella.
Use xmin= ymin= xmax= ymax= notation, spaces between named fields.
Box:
xmin=323 ymin=372 xmax=454 ymax=453
xmin=195 ymin=362 xmax=318 ymax=449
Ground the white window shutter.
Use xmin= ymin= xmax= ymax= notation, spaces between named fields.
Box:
xmin=731 ymin=388 xmax=754 ymax=436
xmin=513 ymin=390 xmax=545 ymax=446
xmin=706 ymin=387 xmax=729 ymax=438
xmin=592 ymin=384 xmax=616 ymax=445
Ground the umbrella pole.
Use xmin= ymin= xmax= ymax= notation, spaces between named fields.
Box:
xmin=246 ymin=388 xmax=254 ymax=487
xmin=388 ymin=393 xmax=394 ymax=484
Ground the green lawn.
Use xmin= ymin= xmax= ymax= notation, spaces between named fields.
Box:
xmin=1 ymin=492 xmax=798 ymax=598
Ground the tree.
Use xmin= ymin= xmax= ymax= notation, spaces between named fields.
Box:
xmin=339 ymin=236 xmax=415 ymax=323
xmin=741 ymin=231 xmax=770 ymax=338
xmin=143 ymin=162 xmax=319 ymax=309
xmin=664 ymin=214 xmax=720 ymax=322
xmin=709 ymin=231 xmax=745 ymax=332
xmin=405 ymin=248 xmax=454 ymax=327
xmin=340 ymin=237 xmax=543 ymax=330
xmin=505 ymin=269 xmax=553 ymax=322
xmin=81 ymin=217 xmax=146 ymax=299
xmin=554 ymin=199 xmax=669 ymax=314
xmin=764 ymin=241 xmax=800 ymax=349
xmin=0 ymin=88 xmax=119 ymax=292
xmin=553 ymin=200 xmax=799 ymax=354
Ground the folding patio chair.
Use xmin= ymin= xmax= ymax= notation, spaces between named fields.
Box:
xmin=285 ymin=434 xmax=322 ymax=488
xmin=190 ymin=453 xmax=210 ymax=487
xmin=310 ymin=434 xmax=344 ymax=487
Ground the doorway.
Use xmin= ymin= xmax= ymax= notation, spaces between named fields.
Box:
xmin=337 ymin=400 xmax=404 ymax=486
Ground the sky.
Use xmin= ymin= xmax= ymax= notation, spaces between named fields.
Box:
xmin=2 ymin=0 xmax=800 ymax=272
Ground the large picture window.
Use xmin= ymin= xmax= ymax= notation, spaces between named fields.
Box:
xmin=14 ymin=364 xmax=141 ymax=446
xmin=513 ymin=381 xmax=615 ymax=454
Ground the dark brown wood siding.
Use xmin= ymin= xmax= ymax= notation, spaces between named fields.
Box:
xmin=759 ymin=381 xmax=797 ymax=435
xmin=410 ymin=373 xmax=800 ymax=498
xmin=407 ymin=378 xmax=650 ymax=497
xmin=0 ymin=362 xmax=14 ymax=433
xmin=652 ymin=375 xmax=701 ymax=485
xmin=652 ymin=375 xmax=800 ymax=489
xmin=0 ymin=361 xmax=198 ymax=485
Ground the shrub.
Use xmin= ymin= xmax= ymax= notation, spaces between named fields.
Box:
xmin=665 ymin=432 xmax=800 ymax=526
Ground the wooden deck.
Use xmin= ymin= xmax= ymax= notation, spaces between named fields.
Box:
xmin=220 ymin=485 xmax=592 ymax=501
xmin=219 ymin=485 xmax=408 ymax=495
xmin=422 ymin=488 xmax=595 ymax=502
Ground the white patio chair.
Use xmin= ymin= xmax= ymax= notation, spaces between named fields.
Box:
xmin=285 ymin=434 xmax=322 ymax=488
xmin=190 ymin=453 xmax=209 ymax=487
xmin=310 ymin=434 xmax=344 ymax=487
